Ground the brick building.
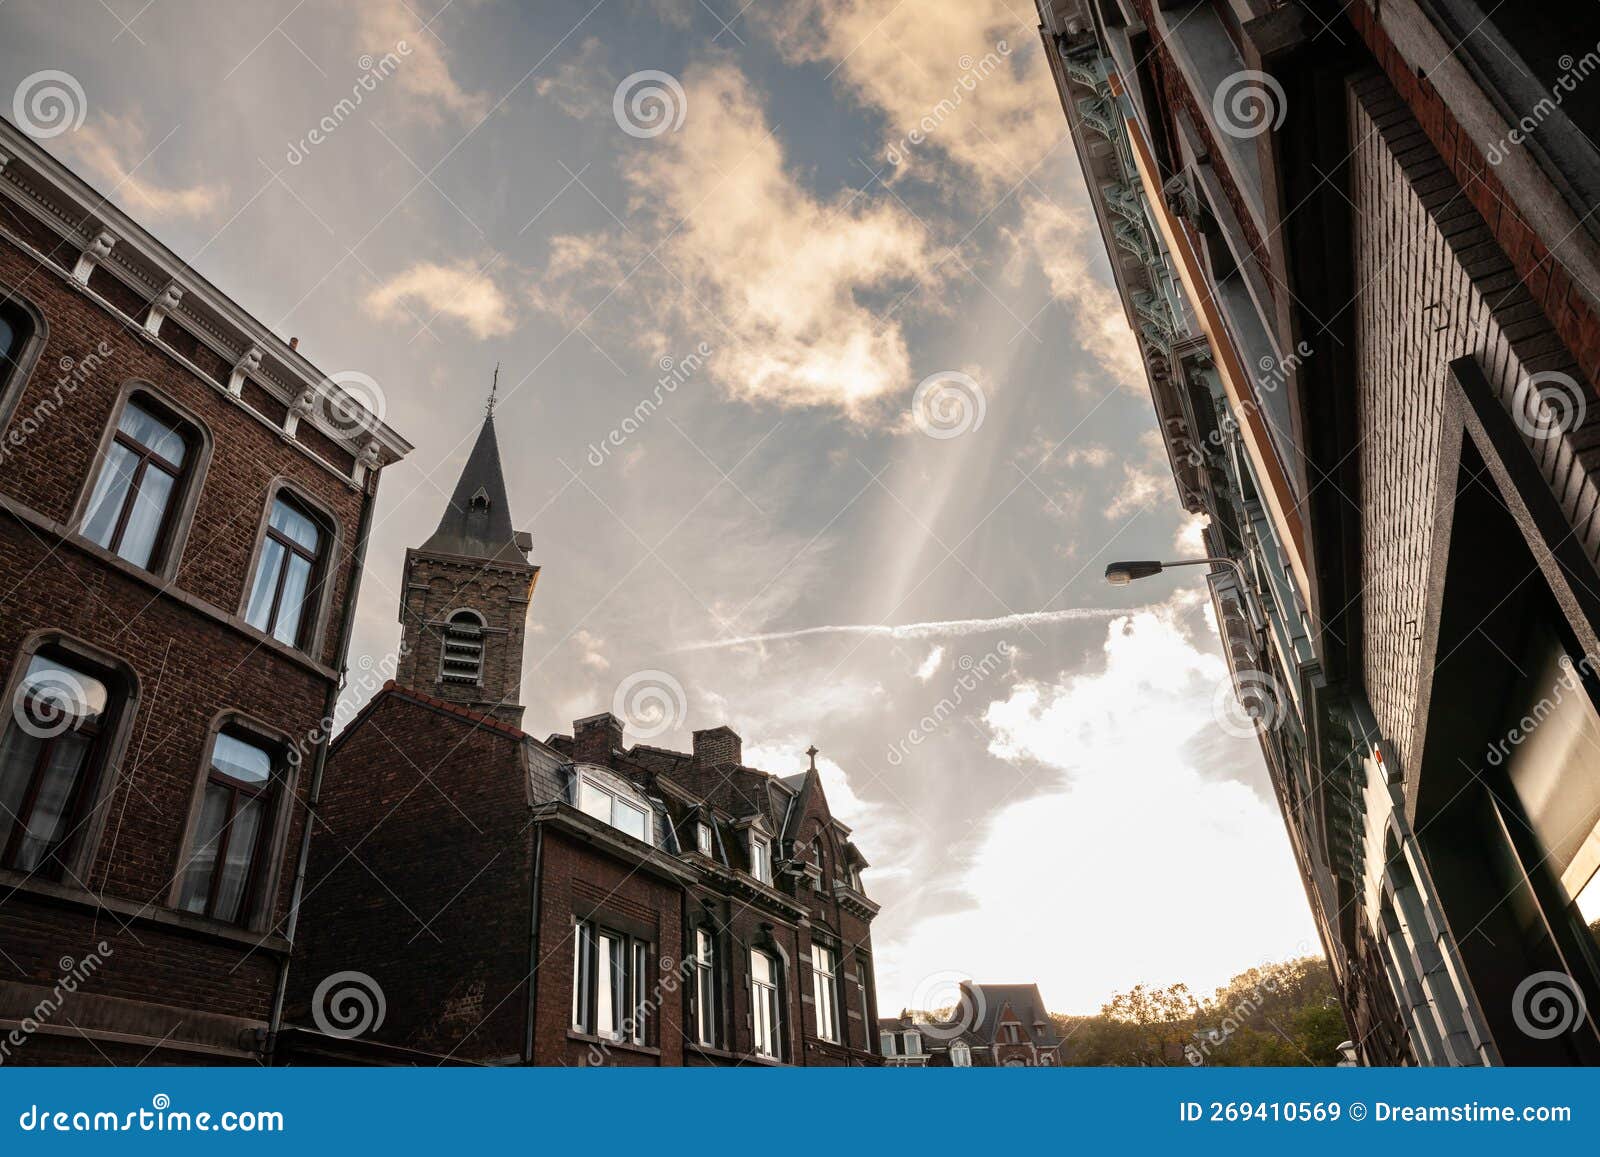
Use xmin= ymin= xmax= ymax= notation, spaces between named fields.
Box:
xmin=879 ymin=982 xmax=1063 ymax=1066
xmin=282 ymin=414 xmax=883 ymax=1065
xmin=1037 ymin=0 xmax=1600 ymax=1063
xmin=0 ymin=117 xmax=409 ymax=1064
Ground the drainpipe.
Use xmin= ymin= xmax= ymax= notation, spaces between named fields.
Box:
xmin=265 ymin=470 xmax=378 ymax=1062
xmin=523 ymin=824 xmax=545 ymax=1064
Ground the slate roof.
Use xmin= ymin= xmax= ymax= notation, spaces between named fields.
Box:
xmin=418 ymin=414 xmax=528 ymax=564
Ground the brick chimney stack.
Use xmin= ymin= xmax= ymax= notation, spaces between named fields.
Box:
xmin=573 ymin=712 xmax=625 ymax=762
xmin=692 ymin=725 xmax=742 ymax=768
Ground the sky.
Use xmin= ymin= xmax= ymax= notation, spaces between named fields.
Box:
xmin=1 ymin=0 xmax=1318 ymax=1015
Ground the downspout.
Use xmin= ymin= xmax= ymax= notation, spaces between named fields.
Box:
xmin=523 ymin=823 xmax=545 ymax=1064
xmin=266 ymin=469 xmax=378 ymax=1062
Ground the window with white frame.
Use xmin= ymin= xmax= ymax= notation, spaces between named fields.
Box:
xmin=750 ymin=949 xmax=781 ymax=1059
xmin=811 ymin=943 xmax=840 ymax=1042
xmin=879 ymin=1031 xmax=896 ymax=1057
xmin=693 ymin=928 xmax=717 ymax=1046
xmin=749 ymin=833 xmax=772 ymax=884
xmin=695 ymin=821 xmax=713 ymax=857
xmin=574 ymin=767 xmax=652 ymax=843
xmin=571 ymin=920 xmax=648 ymax=1044
xmin=903 ymin=1030 xmax=922 ymax=1056
xmin=950 ymin=1041 xmax=972 ymax=1067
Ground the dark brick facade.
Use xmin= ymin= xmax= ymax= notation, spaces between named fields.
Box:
xmin=0 ymin=120 xmax=407 ymax=1065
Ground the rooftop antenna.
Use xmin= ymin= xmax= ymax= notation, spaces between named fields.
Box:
xmin=486 ymin=363 xmax=500 ymax=418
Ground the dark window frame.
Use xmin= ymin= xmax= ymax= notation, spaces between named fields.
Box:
xmin=176 ymin=725 xmax=282 ymax=926
xmin=81 ymin=394 xmax=196 ymax=571
xmin=244 ymin=489 xmax=331 ymax=652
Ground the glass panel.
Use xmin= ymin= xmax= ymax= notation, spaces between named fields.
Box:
xmin=212 ymin=794 xmax=264 ymax=924
xmin=272 ymin=553 xmax=313 ymax=645
xmin=0 ymin=724 xmax=43 ymax=853
xmin=80 ymin=442 xmax=139 ymax=550
xmin=578 ymin=780 xmax=612 ymax=822
xmin=245 ymin=538 xmax=286 ymax=631
xmin=12 ymin=732 xmax=91 ymax=872
xmin=114 ymin=464 xmax=174 ymax=569
xmin=613 ymin=798 xmax=647 ymax=841
xmin=17 ymin=655 xmax=108 ymax=728
xmin=751 ymin=950 xmax=773 ymax=985
xmin=632 ymin=941 xmax=647 ymax=1044
xmin=0 ymin=315 xmax=14 ymax=362
xmin=212 ymin=732 xmax=272 ymax=784
xmin=177 ymin=784 xmax=230 ymax=914
xmin=269 ymin=498 xmax=320 ymax=552
xmin=119 ymin=400 xmax=187 ymax=467
xmin=696 ymin=929 xmax=712 ymax=962
xmin=1576 ymin=866 xmax=1600 ymax=951
xmin=880 ymin=1032 xmax=895 ymax=1056
xmin=696 ymin=823 xmax=712 ymax=855
xmin=596 ymin=932 xmax=619 ymax=1038
xmin=572 ymin=926 xmax=586 ymax=1030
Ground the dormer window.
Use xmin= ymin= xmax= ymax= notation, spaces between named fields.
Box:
xmin=468 ymin=486 xmax=491 ymax=511
xmin=440 ymin=610 xmax=485 ymax=685
xmin=749 ymin=833 xmax=772 ymax=884
xmin=696 ymin=821 xmax=713 ymax=857
xmin=903 ymin=1030 xmax=922 ymax=1056
xmin=951 ymin=1041 xmax=972 ymax=1067
xmin=573 ymin=766 xmax=651 ymax=843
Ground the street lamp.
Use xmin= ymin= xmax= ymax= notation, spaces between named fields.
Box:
xmin=1104 ymin=556 xmax=1263 ymax=632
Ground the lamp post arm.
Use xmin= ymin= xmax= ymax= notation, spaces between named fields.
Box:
xmin=1162 ymin=557 xmax=1263 ymax=632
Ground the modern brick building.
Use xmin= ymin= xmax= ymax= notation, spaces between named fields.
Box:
xmin=0 ymin=117 xmax=410 ymax=1064
xmin=282 ymin=414 xmax=883 ymax=1065
xmin=879 ymin=982 xmax=1063 ymax=1066
xmin=1037 ymin=0 xmax=1600 ymax=1063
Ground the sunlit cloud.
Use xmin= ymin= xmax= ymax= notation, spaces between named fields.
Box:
xmin=364 ymin=259 xmax=516 ymax=337
xmin=354 ymin=0 xmax=491 ymax=126
xmin=58 ymin=115 xmax=225 ymax=220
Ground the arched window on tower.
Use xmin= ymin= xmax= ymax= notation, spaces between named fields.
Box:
xmin=440 ymin=609 xmax=485 ymax=685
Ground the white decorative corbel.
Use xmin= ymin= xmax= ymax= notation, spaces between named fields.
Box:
xmin=143 ymin=281 xmax=184 ymax=336
xmin=354 ymin=438 xmax=382 ymax=486
xmin=227 ymin=345 xmax=263 ymax=397
xmin=284 ymin=384 xmax=317 ymax=437
xmin=72 ymin=228 xmax=117 ymax=284
xmin=0 ymin=148 xmax=13 ymax=174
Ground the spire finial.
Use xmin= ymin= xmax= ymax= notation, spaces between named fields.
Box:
xmin=486 ymin=363 xmax=500 ymax=418
xmin=806 ymin=744 xmax=819 ymax=771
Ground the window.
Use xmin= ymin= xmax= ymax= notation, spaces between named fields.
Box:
xmin=811 ymin=943 xmax=840 ymax=1042
xmin=574 ymin=769 xmax=651 ymax=843
xmin=245 ymin=495 xmax=326 ymax=648
xmin=750 ymin=948 xmax=781 ymax=1059
xmin=571 ymin=920 xmax=649 ymax=1044
xmin=0 ymin=651 xmax=113 ymax=877
xmin=951 ymin=1041 xmax=972 ymax=1067
xmin=439 ymin=610 xmax=484 ymax=684
xmin=879 ymin=1031 xmax=896 ymax=1057
xmin=695 ymin=821 xmax=713 ymax=857
xmin=692 ymin=927 xmax=717 ymax=1046
xmin=903 ymin=1030 xmax=922 ymax=1056
xmin=750 ymin=833 xmax=772 ymax=884
xmin=176 ymin=729 xmax=279 ymax=925
xmin=80 ymin=396 xmax=194 ymax=571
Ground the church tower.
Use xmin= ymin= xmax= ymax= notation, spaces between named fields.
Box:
xmin=393 ymin=389 xmax=538 ymax=727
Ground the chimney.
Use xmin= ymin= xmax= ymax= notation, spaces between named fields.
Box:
xmin=572 ymin=712 xmax=624 ymax=762
xmin=692 ymin=725 xmax=742 ymax=768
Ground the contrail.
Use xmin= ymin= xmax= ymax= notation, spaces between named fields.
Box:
xmin=673 ymin=606 xmax=1133 ymax=653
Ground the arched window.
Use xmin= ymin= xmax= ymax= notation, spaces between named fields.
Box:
xmin=177 ymin=727 xmax=283 ymax=925
xmin=950 ymin=1040 xmax=972 ymax=1067
xmin=0 ymin=296 xmax=40 ymax=417
xmin=245 ymin=491 xmax=329 ymax=649
xmin=80 ymin=393 xmax=201 ymax=572
xmin=440 ymin=610 xmax=485 ymax=684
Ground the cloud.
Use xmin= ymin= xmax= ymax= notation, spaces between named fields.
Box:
xmin=573 ymin=628 xmax=610 ymax=673
xmin=354 ymin=0 xmax=491 ymax=125
xmin=1003 ymin=193 xmax=1147 ymax=393
xmin=880 ymin=600 xmax=1316 ymax=1013
xmin=675 ymin=605 xmax=1129 ymax=653
xmin=364 ymin=260 xmax=516 ymax=337
xmin=534 ymin=36 xmax=608 ymax=120
xmin=525 ymin=62 xmax=946 ymax=421
xmin=914 ymin=645 xmax=945 ymax=682
xmin=58 ymin=115 xmax=225 ymax=220
xmin=1176 ymin=512 xmax=1210 ymax=555
xmin=752 ymin=0 xmax=1062 ymax=195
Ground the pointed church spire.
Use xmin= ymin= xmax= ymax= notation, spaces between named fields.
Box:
xmin=418 ymin=401 xmax=526 ymax=564
xmin=486 ymin=363 xmax=499 ymax=418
